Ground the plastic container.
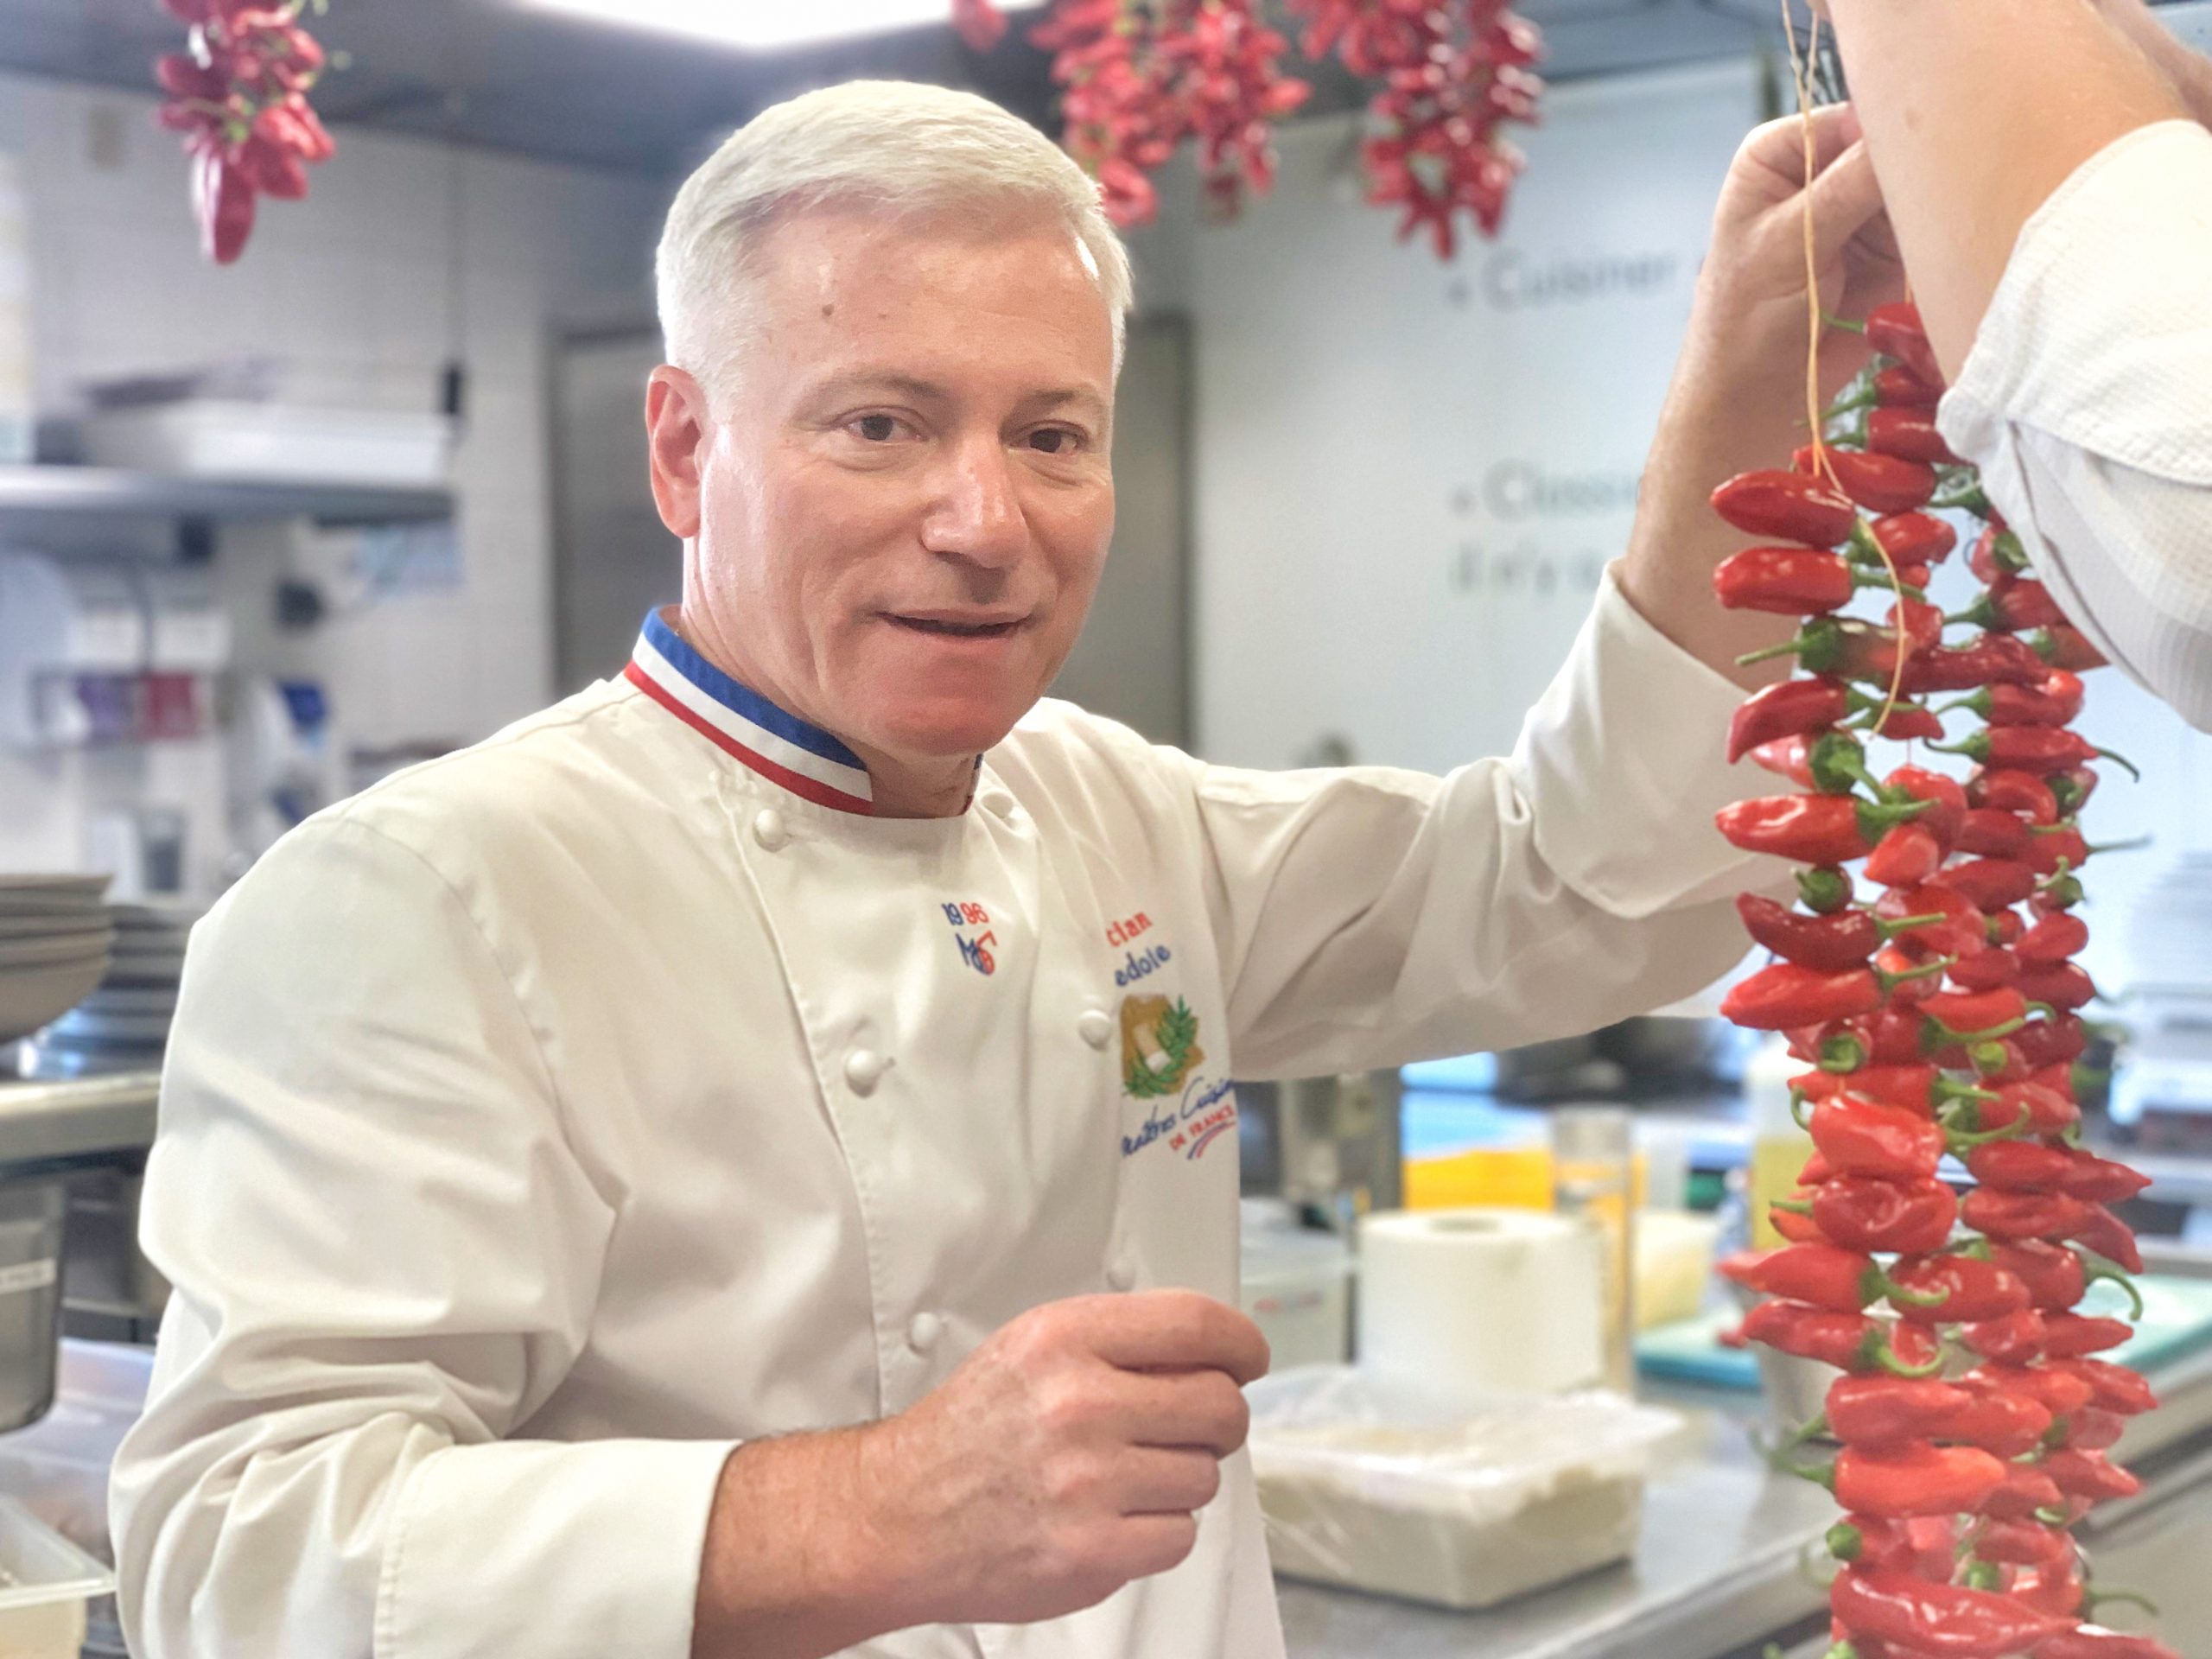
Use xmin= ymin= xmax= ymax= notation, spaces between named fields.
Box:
xmin=1248 ymin=1366 xmax=1679 ymax=1610
xmin=1745 ymin=1036 xmax=1815 ymax=1250
xmin=0 ymin=1179 xmax=67 ymax=1433
xmin=82 ymin=400 xmax=452 ymax=486
xmin=0 ymin=1496 xmax=112 ymax=1658
xmin=1239 ymin=1201 xmax=1351 ymax=1370
xmin=1634 ymin=1211 xmax=1720 ymax=1332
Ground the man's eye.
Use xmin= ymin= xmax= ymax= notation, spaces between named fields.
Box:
xmin=852 ymin=414 xmax=902 ymax=442
xmin=1028 ymin=428 xmax=1084 ymax=455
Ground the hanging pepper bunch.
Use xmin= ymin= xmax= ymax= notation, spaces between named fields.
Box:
xmin=1291 ymin=0 xmax=1544 ymax=257
xmin=1710 ymin=300 xmax=2173 ymax=1659
xmin=955 ymin=1 xmax=1539 ymax=253
xmin=151 ymin=0 xmax=335 ymax=264
xmin=1017 ymin=0 xmax=1311 ymax=228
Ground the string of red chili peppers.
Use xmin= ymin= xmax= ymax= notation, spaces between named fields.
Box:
xmin=153 ymin=0 xmax=336 ymax=264
xmin=955 ymin=0 xmax=1542 ymax=252
xmin=1708 ymin=22 xmax=2170 ymax=1658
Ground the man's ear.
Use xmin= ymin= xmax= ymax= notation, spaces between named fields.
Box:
xmin=645 ymin=365 xmax=711 ymax=539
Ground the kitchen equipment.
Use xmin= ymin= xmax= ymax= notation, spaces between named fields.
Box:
xmin=1357 ymin=1208 xmax=1605 ymax=1401
xmin=1249 ymin=1366 xmax=1678 ymax=1611
xmin=0 ymin=877 xmax=114 ymax=1047
xmin=1240 ymin=1200 xmax=1352 ymax=1369
xmin=0 ymin=1497 xmax=113 ymax=1659
xmin=23 ymin=900 xmax=195 ymax=1078
xmin=1553 ymin=1106 xmax=1636 ymax=1393
xmin=0 ymin=1178 xmax=67 ymax=1433
xmin=82 ymin=399 xmax=452 ymax=486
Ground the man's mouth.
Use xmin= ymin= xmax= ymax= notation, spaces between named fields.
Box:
xmin=887 ymin=613 xmax=1027 ymax=640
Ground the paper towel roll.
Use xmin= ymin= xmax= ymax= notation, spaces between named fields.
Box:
xmin=1357 ymin=1208 xmax=1605 ymax=1402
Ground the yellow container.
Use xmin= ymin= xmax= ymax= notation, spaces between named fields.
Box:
xmin=1405 ymin=1145 xmax=1556 ymax=1211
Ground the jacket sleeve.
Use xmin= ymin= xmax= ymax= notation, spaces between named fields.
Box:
xmin=1939 ymin=119 xmax=2212 ymax=733
xmin=1181 ymin=569 xmax=1773 ymax=1080
xmin=110 ymin=814 xmax=734 ymax=1659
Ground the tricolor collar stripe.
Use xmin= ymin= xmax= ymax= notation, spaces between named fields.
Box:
xmin=638 ymin=611 xmax=865 ymax=770
xmin=626 ymin=615 xmax=875 ymax=814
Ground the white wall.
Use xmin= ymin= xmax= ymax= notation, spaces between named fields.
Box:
xmin=0 ymin=72 xmax=669 ymax=890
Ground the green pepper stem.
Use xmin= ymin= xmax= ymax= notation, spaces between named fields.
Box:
xmin=1873 ymin=912 xmax=1947 ymax=943
xmin=1737 ymin=636 xmax=1813 ymax=669
xmin=1877 ymin=1268 xmax=1951 ymax=1310
xmin=2033 ymin=1504 xmax=2072 ymax=1527
xmin=1944 ymin=1101 xmax=2035 ymax=1151
xmin=1790 ymin=1089 xmax=1814 ymax=1133
xmin=1877 ymin=955 xmax=1955 ymax=995
xmin=2084 ymin=1588 xmax=2161 ymax=1618
xmin=2084 ymin=1263 xmax=2146 ymax=1322
xmin=1770 ymin=1198 xmax=1815 ymax=1216
xmin=1821 ymin=310 xmax=1869 ymax=335
xmin=1873 ymin=1338 xmax=1947 ymax=1379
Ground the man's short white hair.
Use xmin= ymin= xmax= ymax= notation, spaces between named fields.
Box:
xmin=657 ymin=79 xmax=1134 ymax=404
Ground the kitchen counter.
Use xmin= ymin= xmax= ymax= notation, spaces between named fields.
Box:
xmin=1280 ymin=1337 xmax=2212 ymax=1659
xmin=0 ymin=1071 xmax=158 ymax=1167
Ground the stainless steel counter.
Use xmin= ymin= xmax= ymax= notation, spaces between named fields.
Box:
xmin=1281 ymin=1343 xmax=2212 ymax=1659
xmin=0 ymin=1072 xmax=159 ymax=1167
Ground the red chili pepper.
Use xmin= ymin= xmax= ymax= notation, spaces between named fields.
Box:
xmin=1875 ymin=365 xmax=1942 ymax=407
xmin=2034 ymin=624 xmax=2109 ymax=672
xmin=1962 ymin=1307 xmax=2049 ymax=1364
xmin=1885 ymin=1255 xmax=2031 ymax=1325
xmin=1724 ymin=962 xmax=1885 ymax=1030
xmin=1970 ymin=770 xmax=2061 ymax=824
xmin=1796 ymin=445 xmax=1940 ymax=515
xmin=1900 ymin=633 xmax=2051 ymax=694
xmin=1883 ymin=767 xmax=1966 ymax=846
xmin=1751 ymin=735 xmax=1817 ymax=790
xmin=1969 ymin=524 xmax=2031 ymax=583
xmin=1956 ymin=576 xmax=2069 ymax=634
xmin=2017 ymin=961 xmax=2097 ymax=1012
xmin=1745 ymin=616 xmax=1913 ymax=682
xmin=1716 ymin=794 xmax=1935 ymax=864
xmin=1736 ymin=894 xmax=1943 ymax=974
xmin=1771 ymin=1203 xmax=1829 ymax=1246
xmin=1955 ymin=1079 xmax=2080 ymax=1140
xmin=2018 ymin=912 xmax=2089 ymax=965
xmin=1824 ymin=1375 xmax=1972 ymax=1446
xmin=2023 ymin=826 xmax=2090 ymax=879
xmin=2045 ymin=1357 xmax=2157 ymax=1416
xmin=1866 ymin=702 xmax=1946 ymax=742
xmin=1986 ymin=909 xmax=2025 ymax=947
xmin=2063 ymin=1405 xmax=2127 ymax=1449
xmin=2053 ymin=764 xmax=2101 ymax=813
xmin=1713 ymin=470 xmax=1859 ymax=548
xmin=1948 ymin=947 xmax=2021 ymax=993
xmin=1866 ymin=822 xmax=1944 ymax=887
xmin=2011 ymin=1563 xmax=2085 ymax=1619
xmin=2013 ymin=1017 xmax=2089 ymax=1070
xmin=1942 ymin=726 xmax=2126 ymax=777
xmin=1966 ymin=1141 xmax=2081 ymax=1193
xmin=1939 ymin=1386 xmax=2054 ymax=1459
xmin=1962 ymin=1187 xmax=2093 ymax=1243
xmin=1795 ymin=1062 xmax=1956 ymax=1116
xmin=1808 ymin=1175 xmax=1959 ymax=1255
xmin=1977 ymin=1457 xmax=2068 ymax=1520
xmin=1865 ymin=512 xmax=1957 ymax=565
xmin=1946 ymin=858 xmax=2038 ymax=912
xmin=1954 ymin=810 xmax=2031 ymax=861
xmin=1830 ymin=1566 xmax=2069 ymax=1657
xmin=2044 ymin=1447 xmax=2142 ymax=1503
xmin=2035 ymin=1632 xmax=2179 ymax=1659
xmin=1713 ymin=547 xmax=1859 ymax=614
xmin=2053 ymin=1150 xmax=2152 ymax=1205
xmin=1812 ymin=1094 xmax=1948 ymax=1182
xmin=1834 ymin=1443 xmax=2007 ymax=1518
xmin=1923 ymin=987 xmax=2027 ymax=1039
xmin=2041 ymin=1312 xmax=2132 ymax=1358
xmin=193 ymin=150 xmax=257 ymax=265
xmin=1989 ymin=1242 xmax=2085 ymax=1312
xmin=1735 ymin=1301 xmax=1943 ymax=1376
xmin=1719 ymin=1243 xmax=1895 ymax=1313
xmin=1866 ymin=302 xmax=1948 ymax=389
xmin=1728 ymin=677 xmax=1853 ymax=763
xmin=1974 ymin=1520 xmax=2071 ymax=1567
xmin=1867 ymin=405 xmax=1963 ymax=466
xmin=2075 ymin=1203 xmax=2144 ymax=1274
xmin=1961 ymin=674 xmax=2087 ymax=729
xmin=1874 ymin=883 xmax=1988 ymax=962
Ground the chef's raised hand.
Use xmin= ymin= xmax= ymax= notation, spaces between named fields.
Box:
xmin=690 ymin=1289 xmax=1269 ymax=1659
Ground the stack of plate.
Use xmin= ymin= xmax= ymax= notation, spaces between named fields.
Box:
xmin=26 ymin=903 xmax=196 ymax=1081
xmin=0 ymin=879 xmax=114 ymax=1062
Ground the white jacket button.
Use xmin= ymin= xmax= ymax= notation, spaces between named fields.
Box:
xmin=1077 ymin=1009 xmax=1114 ymax=1050
xmin=752 ymin=809 xmax=789 ymax=852
xmin=843 ymin=1048 xmax=887 ymax=1096
xmin=907 ymin=1311 xmax=943 ymax=1355
xmin=1106 ymin=1255 xmax=1137 ymax=1293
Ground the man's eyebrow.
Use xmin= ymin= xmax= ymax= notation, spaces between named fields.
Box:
xmin=1027 ymin=387 xmax=1110 ymax=423
xmin=805 ymin=371 xmax=951 ymax=404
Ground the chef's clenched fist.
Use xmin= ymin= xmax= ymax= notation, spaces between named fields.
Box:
xmin=690 ymin=1290 xmax=1270 ymax=1659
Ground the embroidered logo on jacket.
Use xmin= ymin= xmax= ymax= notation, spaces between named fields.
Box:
xmin=1120 ymin=995 xmax=1203 ymax=1098
xmin=940 ymin=901 xmax=997 ymax=976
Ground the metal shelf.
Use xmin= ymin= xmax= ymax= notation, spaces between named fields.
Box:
xmin=0 ymin=464 xmax=453 ymax=530
xmin=0 ymin=1071 xmax=159 ymax=1167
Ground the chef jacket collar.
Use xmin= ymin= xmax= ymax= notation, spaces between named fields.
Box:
xmin=625 ymin=609 xmax=879 ymax=815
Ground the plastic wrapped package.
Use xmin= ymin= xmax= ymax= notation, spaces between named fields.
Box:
xmin=1248 ymin=1367 xmax=1680 ymax=1610
xmin=0 ymin=1497 xmax=112 ymax=1659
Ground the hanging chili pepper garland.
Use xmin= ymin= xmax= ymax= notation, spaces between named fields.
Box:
xmin=1715 ymin=16 xmax=2169 ymax=1659
xmin=152 ymin=0 xmax=337 ymax=264
xmin=956 ymin=0 xmax=1542 ymax=251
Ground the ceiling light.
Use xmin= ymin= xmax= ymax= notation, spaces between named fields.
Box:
xmin=518 ymin=0 xmax=1046 ymax=52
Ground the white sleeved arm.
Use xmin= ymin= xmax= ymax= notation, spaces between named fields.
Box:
xmin=1939 ymin=119 xmax=2212 ymax=731
xmin=110 ymin=815 xmax=734 ymax=1659
xmin=1185 ymin=571 xmax=1772 ymax=1079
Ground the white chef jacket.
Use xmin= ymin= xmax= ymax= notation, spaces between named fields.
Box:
xmin=112 ymin=581 xmax=1767 ymax=1659
xmin=1939 ymin=119 xmax=2212 ymax=731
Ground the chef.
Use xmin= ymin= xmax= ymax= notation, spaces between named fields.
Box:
xmin=113 ymin=79 xmax=1891 ymax=1659
xmin=1821 ymin=0 xmax=2212 ymax=728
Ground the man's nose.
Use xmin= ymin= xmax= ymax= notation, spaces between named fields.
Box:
xmin=921 ymin=435 xmax=1028 ymax=570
